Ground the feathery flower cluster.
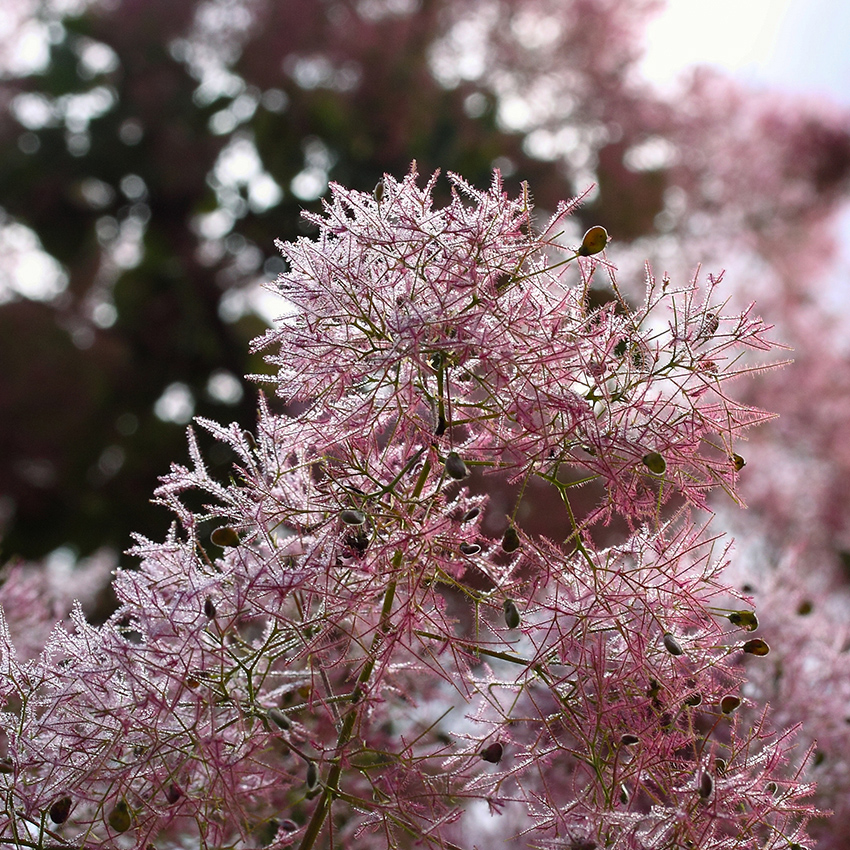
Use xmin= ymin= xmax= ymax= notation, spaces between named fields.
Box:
xmin=0 ymin=167 xmax=816 ymax=849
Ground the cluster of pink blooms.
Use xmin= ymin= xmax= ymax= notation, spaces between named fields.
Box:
xmin=0 ymin=168 xmax=820 ymax=848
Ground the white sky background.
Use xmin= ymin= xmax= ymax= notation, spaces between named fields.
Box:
xmin=640 ymin=0 xmax=850 ymax=320
xmin=639 ymin=0 xmax=850 ymax=105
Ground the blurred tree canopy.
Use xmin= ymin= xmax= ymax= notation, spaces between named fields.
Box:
xmin=1 ymin=0 xmax=849 ymax=566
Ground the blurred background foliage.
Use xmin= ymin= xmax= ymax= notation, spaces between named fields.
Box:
xmin=1 ymin=0 xmax=849 ymax=571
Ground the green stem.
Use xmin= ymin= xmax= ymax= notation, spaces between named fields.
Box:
xmin=435 ymin=359 xmax=446 ymax=436
xmin=298 ymin=458 xmax=433 ymax=850
xmin=296 ymin=580 xmax=395 ymax=850
xmin=414 ymin=630 xmax=529 ymax=667
xmin=553 ymin=470 xmax=597 ymax=573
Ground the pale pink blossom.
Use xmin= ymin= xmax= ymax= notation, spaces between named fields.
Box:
xmin=0 ymin=168 xmax=817 ymax=849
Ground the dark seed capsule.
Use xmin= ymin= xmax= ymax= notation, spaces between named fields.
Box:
xmin=620 ymin=734 xmax=639 ymax=746
xmin=503 ymin=598 xmax=521 ymax=629
xmin=445 ymin=451 xmax=468 ymax=480
xmin=268 ymin=707 xmax=291 ymax=731
xmin=345 ymin=530 xmax=370 ymax=556
xmin=766 ymin=781 xmax=778 ymax=796
xmin=619 ymin=784 xmax=629 ymax=805
xmin=699 ymin=312 xmax=720 ymax=338
xmin=204 ymin=597 xmax=216 ymax=619
xmin=663 ymin=632 xmax=684 ymax=656
xmin=714 ymin=757 xmax=727 ymax=774
xmin=742 ymin=638 xmax=770 ymax=656
xmin=642 ymin=452 xmax=667 ymax=475
xmin=340 ymin=509 xmax=366 ymax=526
xmin=684 ymin=692 xmax=702 ymax=707
xmin=728 ymin=610 xmax=759 ymax=631
xmin=460 ymin=542 xmax=481 ymax=556
xmin=461 ymin=507 xmax=480 ymax=522
xmin=165 ymin=783 xmax=183 ymax=805
xmin=480 ymin=741 xmax=503 ymax=764
xmin=577 ymin=225 xmax=609 ymax=257
xmin=730 ymin=453 xmax=746 ymax=471
xmin=211 ymin=526 xmax=240 ymax=547
xmin=720 ymin=695 xmax=741 ymax=715
xmin=306 ymin=761 xmax=319 ymax=790
xmin=699 ymin=771 xmax=714 ymax=799
xmin=373 ymin=178 xmax=384 ymax=203
xmin=107 ymin=799 xmax=132 ymax=833
xmin=0 ymin=757 xmax=12 ymax=774
xmin=49 ymin=795 xmax=72 ymax=825
xmin=797 ymin=600 xmax=813 ymax=616
xmin=280 ymin=819 xmax=298 ymax=833
xmin=501 ymin=526 xmax=520 ymax=553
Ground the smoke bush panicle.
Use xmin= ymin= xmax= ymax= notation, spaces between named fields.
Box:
xmin=0 ymin=166 xmax=817 ymax=849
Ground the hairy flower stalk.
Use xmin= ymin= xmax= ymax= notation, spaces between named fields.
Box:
xmin=0 ymin=166 xmax=817 ymax=849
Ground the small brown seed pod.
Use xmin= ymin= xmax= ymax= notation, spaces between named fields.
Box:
xmin=49 ymin=795 xmax=72 ymax=825
xmin=306 ymin=761 xmax=319 ymax=790
xmin=503 ymin=598 xmax=521 ymax=629
xmin=501 ymin=526 xmax=520 ymax=553
xmin=211 ymin=526 xmax=240 ymax=547
xmin=577 ymin=226 xmax=609 ymax=257
xmin=642 ymin=452 xmax=666 ymax=475
xmin=699 ymin=312 xmax=720 ymax=338
xmin=742 ymin=638 xmax=770 ymax=656
xmin=107 ymin=799 xmax=132 ymax=833
xmin=663 ymin=632 xmax=684 ymax=656
xmin=480 ymin=741 xmax=503 ymax=764
xmin=720 ymin=695 xmax=741 ymax=715
xmin=728 ymin=610 xmax=759 ymax=631
xmin=445 ymin=451 xmax=469 ymax=480
xmin=340 ymin=509 xmax=367 ymax=526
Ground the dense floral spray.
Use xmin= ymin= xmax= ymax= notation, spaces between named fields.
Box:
xmin=0 ymin=167 xmax=816 ymax=849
